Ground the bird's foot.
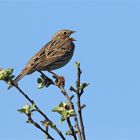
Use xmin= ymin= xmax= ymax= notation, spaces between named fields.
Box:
xmin=53 ymin=74 xmax=65 ymax=87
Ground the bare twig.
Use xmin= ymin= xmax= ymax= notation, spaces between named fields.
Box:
xmin=38 ymin=71 xmax=54 ymax=87
xmin=9 ymin=79 xmax=66 ymax=140
xmin=57 ymin=85 xmax=82 ymax=140
xmin=76 ymin=64 xmax=86 ymax=140
xmin=1 ymin=62 xmax=87 ymax=140
xmin=27 ymin=115 xmax=54 ymax=140
xmin=40 ymin=70 xmax=82 ymax=140
xmin=66 ymin=117 xmax=77 ymax=140
xmin=74 ymin=115 xmax=82 ymax=140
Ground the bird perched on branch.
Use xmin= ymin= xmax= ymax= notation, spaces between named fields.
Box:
xmin=9 ymin=29 xmax=76 ymax=88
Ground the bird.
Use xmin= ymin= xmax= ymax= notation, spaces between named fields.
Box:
xmin=9 ymin=29 xmax=76 ymax=88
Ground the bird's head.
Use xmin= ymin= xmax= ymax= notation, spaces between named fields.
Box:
xmin=51 ymin=29 xmax=76 ymax=40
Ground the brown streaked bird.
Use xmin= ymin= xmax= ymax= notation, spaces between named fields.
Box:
xmin=9 ymin=29 xmax=76 ymax=88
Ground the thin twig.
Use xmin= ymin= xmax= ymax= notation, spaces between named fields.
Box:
xmin=76 ymin=65 xmax=86 ymax=140
xmin=66 ymin=118 xmax=77 ymax=140
xmin=60 ymin=87 xmax=73 ymax=109
xmin=37 ymin=71 xmax=84 ymax=140
xmin=60 ymin=86 xmax=82 ymax=140
xmin=10 ymin=79 xmax=66 ymax=140
xmin=40 ymin=70 xmax=82 ymax=140
xmin=27 ymin=115 xmax=54 ymax=140
xmin=74 ymin=113 xmax=82 ymax=140
xmin=38 ymin=71 xmax=54 ymax=86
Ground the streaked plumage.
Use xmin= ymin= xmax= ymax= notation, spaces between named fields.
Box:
xmin=11 ymin=29 xmax=76 ymax=87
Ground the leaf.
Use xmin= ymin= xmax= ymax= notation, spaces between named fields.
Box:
xmin=61 ymin=110 xmax=67 ymax=119
xmin=38 ymin=82 xmax=45 ymax=89
xmin=18 ymin=108 xmax=27 ymax=114
xmin=37 ymin=78 xmax=43 ymax=83
xmin=69 ymin=86 xmax=76 ymax=92
xmin=5 ymin=68 xmax=14 ymax=75
xmin=0 ymin=68 xmax=14 ymax=80
xmin=74 ymin=61 xmax=80 ymax=69
xmin=78 ymin=83 xmax=89 ymax=90
xmin=52 ymin=102 xmax=75 ymax=123
xmin=61 ymin=115 xmax=66 ymax=122
xmin=0 ymin=70 xmax=7 ymax=80
xmin=61 ymin=102 xmax=67 ymax=108
xmin=52 ymin=106 xmax=67 ymax=122
xmin=52 ymin=106 xmax=62 ymax=113
xmin=30 ymin=103 xmax=36 ymax=111
xmin=52 ymin=102 xmax=68 ymax=114
xmin=59 ymin=102 xmax=64 ymax=107
xmin=10 ymin=75 xmax=15 ymax=79
xmin=0 ymin=70 xmax=6 ymax=80
xmin=41 ymin=120 xmax=55 ymax=128
xmin=67 ymin=109 xmax=76 ymax=117
xmin=18 ymin=104 xmax=31 ymax=115
xmin=66 ymin=130 xmax=72 ymax=136
xmin=59 ymin=101 xmax=68 ymax=108
xmin=41 ymin=120 xmax=49 ymax=127
xmin=37 ymin=77 xmax=46 ymax=89
xmin=82 ymin=83 xmax=89 ymax=88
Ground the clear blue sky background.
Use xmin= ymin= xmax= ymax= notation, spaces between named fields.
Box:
xmin=0 ymin=0 xmax=140 ymax=140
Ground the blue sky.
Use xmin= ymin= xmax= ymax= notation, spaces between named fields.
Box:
xmin=0 ymin=0 xmax=140 ymax=140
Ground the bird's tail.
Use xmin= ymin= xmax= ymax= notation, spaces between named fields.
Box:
xmin=8 ymin=66 xmax=30 ymax=89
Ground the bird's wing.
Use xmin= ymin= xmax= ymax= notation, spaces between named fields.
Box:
xmin=28 ymin=39 xmax=74 ymax=71
xmin=45 ymin=41 xmax=74 ymax=64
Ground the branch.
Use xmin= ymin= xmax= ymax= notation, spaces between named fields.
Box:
xmin=39 ymin=71 xmax=82 ymax=140
xmin=0 ymin=61 xmax=88 ymax=140
xmin=60 ymin=86 xmax=82 ymax=140
xmin=76 ymin=62 xmax=86 ymax=140
xmin=66 ymin=117 xmax=77 ymax=140
xmin=27 ymin=115 xmax=54 ymax=140
xmin=9 ymin=79 xmax=66 ymax=140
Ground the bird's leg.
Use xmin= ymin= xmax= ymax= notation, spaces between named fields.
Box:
xmin=38 ymin=71 xmax=54 ymax=87
xmin=47 ymin=70 xmax=65 ymax=87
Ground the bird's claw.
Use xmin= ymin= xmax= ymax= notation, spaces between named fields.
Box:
xmin=53 ymin=75 xmax=65 ymax=87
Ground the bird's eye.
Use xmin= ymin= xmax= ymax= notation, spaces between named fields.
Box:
xmin=64 ymin=32 xmax=67 ymax=35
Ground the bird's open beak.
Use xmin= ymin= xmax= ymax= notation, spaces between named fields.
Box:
xmin=71 ymin=30 xmax=76 ymax=34
xmin=70 ymin=31 xmax=76 ymax=41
